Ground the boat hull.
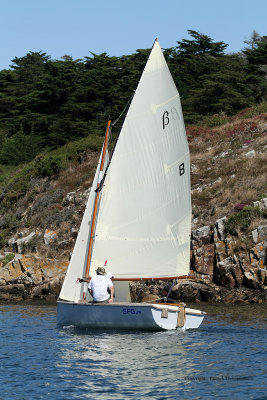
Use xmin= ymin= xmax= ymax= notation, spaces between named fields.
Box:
xmin=57 ymin=301 xmax=205 ymax=331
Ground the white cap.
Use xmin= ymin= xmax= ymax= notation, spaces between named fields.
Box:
xmin=107 ymin=272 xmax=113 ymax=279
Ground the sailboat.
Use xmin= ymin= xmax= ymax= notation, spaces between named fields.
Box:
xmin=57 ymin=39 xmax=205 ymax=331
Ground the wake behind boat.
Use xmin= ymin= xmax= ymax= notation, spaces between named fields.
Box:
xmin=57 ymin=39 xmax=205 ymax=331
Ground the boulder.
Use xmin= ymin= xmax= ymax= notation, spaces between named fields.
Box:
xmin=243 ymin=270 xmax=262 ymax=290
xmin=213 ymin=257 xmax=243 ymax=288
xmin=0 ymin=284 xmax=25 ymax=301
xmin=192 ymin=243 xmax=214 ymax=278
xmin=245 ymin=150 xmax=255 ymax=158
xmin=44 ymin=229 xmax=58 ymax=245
xmin=172 ymin=280 xmax=222 ymax=303
xmin=250 ymin=240 xmax=267 ymax=269
xmin=8 ymin=232 xmax=36 ymax=253
xmin=0 ymin=255 xmax=68 ymax=302
xmin=257 ymin=226 xmax=267 ymax=241
xmin=192 ymin=226 xmax=212 ymax=244
xmin=215 ymin=217 xmax=227 ymax=241
xmin=215 ymin=240 xmax=228 ymax=261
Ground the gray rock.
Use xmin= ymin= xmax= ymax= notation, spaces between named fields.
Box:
xmin=257 ymin=225 xmax=267 ymax=241
xmin=44 ymin=229 xmax=58 ymax=245
xmin=192 ymin=225 xmax=212 ymax=243
xmin=245 ymin=150 xmax=255 ymax=158
xmin=16 ymin=232 xmax=36 ymax=253
xmin=215 ymin=217 xmax=227 ymax=240
xmin=252 ymin=229 xmax=259 ymax=243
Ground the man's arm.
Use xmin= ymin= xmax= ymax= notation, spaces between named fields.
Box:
xmin=108 ymin=286 xmax=114 ymax=303
xmin=79 ymin=277 xmax=91 ymax=283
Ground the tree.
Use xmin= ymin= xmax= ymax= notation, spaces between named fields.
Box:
xmin=243 ymin=33 xmax=267 ymax=102
xmin=244 ymin=30 xmax=261 ymax=50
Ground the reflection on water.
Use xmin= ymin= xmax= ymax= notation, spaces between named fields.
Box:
xmin=194 ymin=303 xmax=267 ymax=328
xmin=0 ymin=303 xmax=266 ymax=399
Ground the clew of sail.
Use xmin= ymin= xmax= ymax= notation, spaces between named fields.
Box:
xmin=59 ymin=147 xmax=109 ymax=302
xmin=90 ymin=40 xmax=191 ymax=280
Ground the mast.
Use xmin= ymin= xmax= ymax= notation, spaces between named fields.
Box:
xmin=85 ymin=120 xmax=111 ymax=278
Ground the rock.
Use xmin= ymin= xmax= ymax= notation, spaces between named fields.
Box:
xmin=192 ymin=225 xmax=212 ymax=244
xmin=44 ymin=229 xmax=58 ymax=245
xmin=253 ymin=201 xmax=264 ymax=210
xmin=250 ymin=241 xmax=267 ymax=269
xmin=66 ymin=191 xmax=76 ymax=202
xmin=215 ymin=240 xmax=228 ymax=261
xmin=215 ymin=217 xmax=227 ymax=241
xmin=243 ymin=270 xmax=262 ymax=290
xmin=142 ymin=294 xmax=161 ymax=302
xmin=57 ymin=240 xmax=70 ymax=250
xmin=0 ymin=284 xmax=25 ymax=301
xmin=252 ymin=229 xmax=259 ymax=244
xmin=192 ymin=243 xmax=214 ymax=278
xmin=16 ymin=232 xmax=36 ymax=253
xmin=245 ymin=150 xmax=255 ymax=158
xmin=172 ymin=280 xmax=221 ymax=303
xmin=257 ymin=225 xmax=267 ymax=241
xmin=31 ymin=283 xmax=50 ymax=300
xmin=49 ymin=276 xmax=64 ymax=295
xmin=40 ymin=258 xmax=68 ymax=280
xmin=0 ymin=255 xmax=68 ymax=302
xmin=213 ymin=257 xmax=243 ymax=288
xmin=258 ymin=268 xmax=267 ymax=284
xmin=71 ymin=227 xmax=79 ymax=238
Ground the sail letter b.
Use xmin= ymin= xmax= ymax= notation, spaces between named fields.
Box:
xmin=163 ymin=111 xmax=169 ymax=130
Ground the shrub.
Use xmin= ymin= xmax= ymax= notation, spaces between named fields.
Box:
xmin=224 ymin=206 xmax=267 ymax=235
xmin=226 ymin=121 xmax=258 ymax=137
xmin=1 ymin=253 xmax=15 ymax=266
xmin=200 ymin=114 xmax=229 ymax=128
xmin=237 ymin=102 xmax=267 ymax=119
xmin=0 ymin=135 xmax=103 ymax=207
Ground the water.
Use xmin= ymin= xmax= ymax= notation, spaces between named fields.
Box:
xmin=0 ymin=303 xmax=266 ymax=400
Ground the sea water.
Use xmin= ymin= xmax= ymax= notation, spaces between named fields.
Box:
xmin=0 ymin=303 xmax=266 ymax=399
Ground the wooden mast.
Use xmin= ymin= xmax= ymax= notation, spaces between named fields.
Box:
xmin=84 ymin=120 xmax=111 ymax=279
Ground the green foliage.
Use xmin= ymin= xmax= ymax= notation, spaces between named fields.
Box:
xmin=237 ymin=102 xmax=267 ymax=118
xmin=199 ymin=114 xmax=229 ymax=127
xmin=243 ymin=34 xmax=267 ymax=102
xmin=0 ymin=130 xmax=41 ymax=165
xmin=224 ymin=206 xmax=267 ymax=235
xmin=0 ymin=30 xmax=266 ymax=163
xmin=0 ymin=230 xmax=8 ymax=248
xmin=1 ymin=252 xmax=15 ymax=265
xmin=0 ymin=135 xmax=103 ymax=208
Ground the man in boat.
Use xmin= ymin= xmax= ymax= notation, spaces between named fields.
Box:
xmin=107 ymin=272 xmax=115 ymax=299
xmin=80 ymin=267 xmax=114 ymax=303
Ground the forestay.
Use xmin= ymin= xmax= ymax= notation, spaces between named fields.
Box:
xmin=91 ymin=40 xmax=191 ymax=280
xmin=59 ymin=148 xmax=109 ymax=302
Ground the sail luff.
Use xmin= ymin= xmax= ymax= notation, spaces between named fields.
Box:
xmin=58 ymin=150 xmax=104 ymax=302
xmin=85 ymin=120 xmax=111 ymax=278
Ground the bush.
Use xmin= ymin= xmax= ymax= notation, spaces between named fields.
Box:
xmin=200 ymin=114 xmax=229 ymax=128
xmin=0 ymin=135 xmax=103 ymax=206
xmin=0 ymin=132 xmax=41 ymax=165
xmin=1 ymin=253 xmax=15 ymax=266
xmin=224 ymin=206 xmax=267 ymax=235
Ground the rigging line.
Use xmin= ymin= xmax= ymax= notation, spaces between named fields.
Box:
xmin=95 ymin=93 xmax=134 ymax=194
xmin=111 ymin=92 xmax=134 ymax=127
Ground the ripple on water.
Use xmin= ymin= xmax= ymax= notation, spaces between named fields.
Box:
xmin=0 ymin=303 xmax=266 ymax=399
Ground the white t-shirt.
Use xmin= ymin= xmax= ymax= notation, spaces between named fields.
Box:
xmin=88 ymin=275 xmax=113 ymax=302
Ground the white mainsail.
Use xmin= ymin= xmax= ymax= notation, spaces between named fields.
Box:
xmin=90 ymin=40 xmax=191 ymax=280
xmin=59 ymin=148 xmax=109 ymax=302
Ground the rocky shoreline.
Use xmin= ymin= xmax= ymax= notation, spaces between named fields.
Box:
xmin=0 ymin=200 xmax=266 ymax=304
